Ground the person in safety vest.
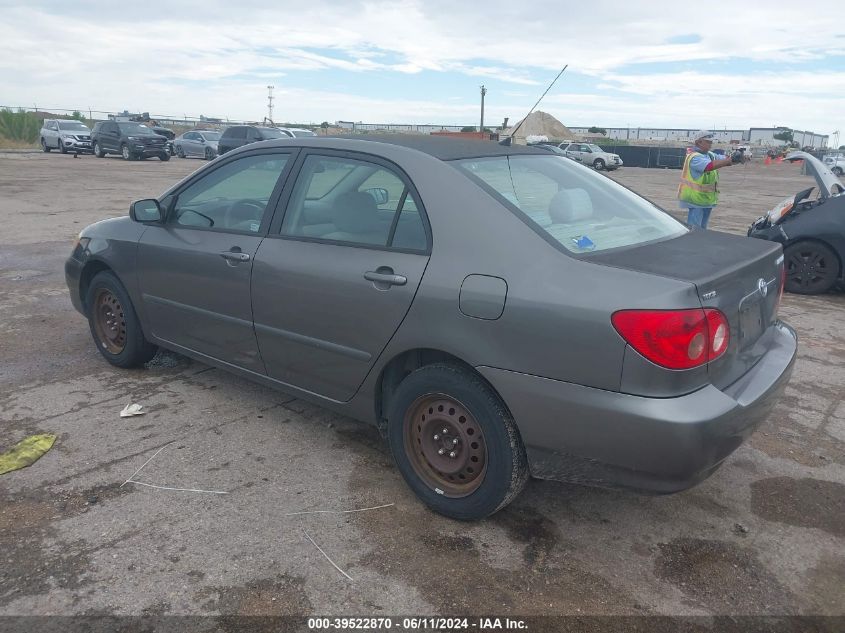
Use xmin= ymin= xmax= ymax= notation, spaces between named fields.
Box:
xmin=678 ymin=130 xmax=745 ymax=229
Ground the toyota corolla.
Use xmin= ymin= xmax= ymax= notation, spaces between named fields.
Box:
xmin=66 ymin=136 xmax=797 ymax=520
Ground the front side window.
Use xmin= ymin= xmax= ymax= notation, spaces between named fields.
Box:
xmin=454 ymin=155 xmax=685 ymax=254
xmin=171 ymin=154 xmax=290 ymax=232
xmin=281 ymin=155 xmax=427 ymax=250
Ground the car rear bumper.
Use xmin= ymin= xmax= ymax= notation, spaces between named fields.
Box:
xmin=477 ymin=321 xmax=797 ymax=493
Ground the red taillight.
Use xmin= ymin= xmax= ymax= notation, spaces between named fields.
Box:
xmin=611 ymin=308 xmax=730 ymax=370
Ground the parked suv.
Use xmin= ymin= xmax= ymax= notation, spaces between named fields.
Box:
xmin=561 ymin=143 xmax=623 ymax=171
xmin=40 ymin=119 xmax=93 ymax=154
xmin=217 ymin=125 xmax=287 ymax=155
xmin=91 ymin=121 xmax=170 ymax=161
xmin=150 ymin=126 xmax=176 ymax=156
xmin=823 ymin=154 xmax=844 ymax=176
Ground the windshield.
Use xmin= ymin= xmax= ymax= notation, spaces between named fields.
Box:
xmin=201 ymin=132 xmax=221 ymax=141
xmin=259 ymin=128 xmax=285 ymax=139
xmin=117 ymin=122 xmax=156 ymax=135
xmin=454 ymin=155 xmax=686 ymax=254
xmin=58 ymin=121 xmax=89 ymax=131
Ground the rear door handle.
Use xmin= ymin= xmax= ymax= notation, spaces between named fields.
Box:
xmin=220 ymin=251 xmax=250 ymax=262
xmin=364 ymin=271 xmax=407 ymax=286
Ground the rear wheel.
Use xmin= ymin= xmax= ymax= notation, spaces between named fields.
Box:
xmin=387 ymin=363 xmax=528 ymax=520
xmin=593 ymin=158 xmax=606 ymax=170
xmin=784 ymin=241 xmax=840 ymax=295
xmin=833 ymin=166 xmax=843 ymax=176
xmin=41 ymin=138 xmax=51 ymax=152
xmin=85 ymin=271 xmax=157 ymax=368
xmin=159 ymin=152 xmax=170 ymax=162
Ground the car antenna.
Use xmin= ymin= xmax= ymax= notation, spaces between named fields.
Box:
xmin=499 ymin=64 xmax=568 ymax=146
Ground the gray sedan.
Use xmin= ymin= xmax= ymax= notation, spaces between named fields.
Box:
xmin=65 ymin=136 xmax=796 ymax=520
xmin=174 ymin=130 xmax=221 ymax=160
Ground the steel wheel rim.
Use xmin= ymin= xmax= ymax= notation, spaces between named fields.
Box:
xmin=788 ymin=249 xmax=833 ymax=290
xmin=92 ymin=289 xmax=127 ymax=354
xmin=403 ymin=394 xmax=487 ymax=497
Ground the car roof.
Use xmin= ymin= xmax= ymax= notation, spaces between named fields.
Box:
xmin=327 ymin=134 xmax=548 ymax=161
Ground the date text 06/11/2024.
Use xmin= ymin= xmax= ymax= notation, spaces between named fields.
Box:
xmin=307 ymin=617 xmax=529 ymax=630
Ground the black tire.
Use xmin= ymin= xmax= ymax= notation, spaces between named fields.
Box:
xmin=93 ymin=141 xmax=105 ymax=158
xmin=833 ymin=166 xmax=843 ymax=176
xmin=593 ymin=158 xmax=605 ymax=170
xmin=85 ymin=271 xmax=157 ymax=368
xmin=121 ymin=144 xmax=134 ymax=161
xmin=784 ymin=241 xmax=841 ymax=295
xmin=41 ymin=138 xmax=51 ymax=153
xmin=159 ymin=152 xmax=170 ymax=162
xmin=205 ymin=147 xmax=214 ymax=160
xmin=59 ymin=139 xmax=67 ymax=154
xmin=387 ymin=363 xmax=528 ymax=520
xmin=176 ymin=146 xmax=186 ymax=158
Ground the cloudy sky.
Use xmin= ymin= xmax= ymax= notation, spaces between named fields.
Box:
xmin=1 ymin=1 xmax=843 ymax=137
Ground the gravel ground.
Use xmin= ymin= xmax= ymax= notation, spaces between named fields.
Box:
xmin=0 ymin=151 xmax=843 ymax=622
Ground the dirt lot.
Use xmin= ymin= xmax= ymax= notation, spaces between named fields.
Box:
xmin=0 ymin=151 xmax=843 ymax=621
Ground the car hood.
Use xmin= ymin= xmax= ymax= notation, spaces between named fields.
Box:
xmin=785 ymin=151 xmax=844 ymax=198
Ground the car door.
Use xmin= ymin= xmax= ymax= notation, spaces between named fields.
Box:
xmin=251 ymin=151 xmax=431 ymax=401
xmin=136 ymin=150 xmax=296 ymax=371
xmin=102 ymin=122 xmax=120 ymax=152
xmin=182 ymin=132 xmax=198 ymax=156
xmin=46 ymin=121 xmax=60 ymax=148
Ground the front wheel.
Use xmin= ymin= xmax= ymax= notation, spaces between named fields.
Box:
xmin=387 ymin=364 xmax=528 ymax=520
xmin=593 ymin=158 xmax=606 ymax=170
xmin=833 ymin=166 xmax=843 ymax=176
xmin=121 ymin=144 xmax=133 ymax=161
xmin=85 ymin=271 xmax=157 ymax=368
xmin=41 ymin=138 xmax=51 ymax=153
xmin=784 ymin=241 xmax=840 ymax=295
xmin=205 ymin=147 xmax=214 ymax=160
xmin=93 ymin=142 xmax=105 ymax=158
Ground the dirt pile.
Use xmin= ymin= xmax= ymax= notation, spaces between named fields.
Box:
xmin=503 ymin=111 xmax=573 ymax=143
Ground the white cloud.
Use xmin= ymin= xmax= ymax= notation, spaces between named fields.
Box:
xmin=0 ymin=1 xmax=843 ymax=133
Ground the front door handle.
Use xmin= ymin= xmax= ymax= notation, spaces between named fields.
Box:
xmin=364 ymin=270 xmax=407 ymax=286
xmin=220 ymin=251 xmax=250 ymax=262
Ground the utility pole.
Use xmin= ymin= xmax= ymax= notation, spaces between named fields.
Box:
xmin=479 ymin=85 xmax=487 ymax=134
xmin=267 ymin=85 xmax=275 ymax=125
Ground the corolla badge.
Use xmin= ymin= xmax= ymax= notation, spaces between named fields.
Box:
xmin=758 ymin=278 xmax=768 ymax=297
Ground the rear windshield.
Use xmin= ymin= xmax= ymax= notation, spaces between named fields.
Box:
xmin=454 ymin=155 xmax=685 ymax=254
xmin=259 ymin=128 xmax=285 ymax=139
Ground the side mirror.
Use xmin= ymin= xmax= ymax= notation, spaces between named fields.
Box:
xmin=364 ymin=187 xmax=389 ymax=205
xmin=200 ymin=138 xmax=206 ymax=144
xmin=130 ymin=199 xmax=163 ymax=223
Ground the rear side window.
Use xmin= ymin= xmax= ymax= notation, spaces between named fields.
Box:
xmin=454 ymin=155 xmax=685 ymax=254
xmin=281 ymin=155 xmax=427 ymax=251
xmin=225 ymin=127 xmax=247 ymax=140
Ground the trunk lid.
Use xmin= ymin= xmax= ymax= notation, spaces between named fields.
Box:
xmin=589 ymin=230 xmax=784 ymax=388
